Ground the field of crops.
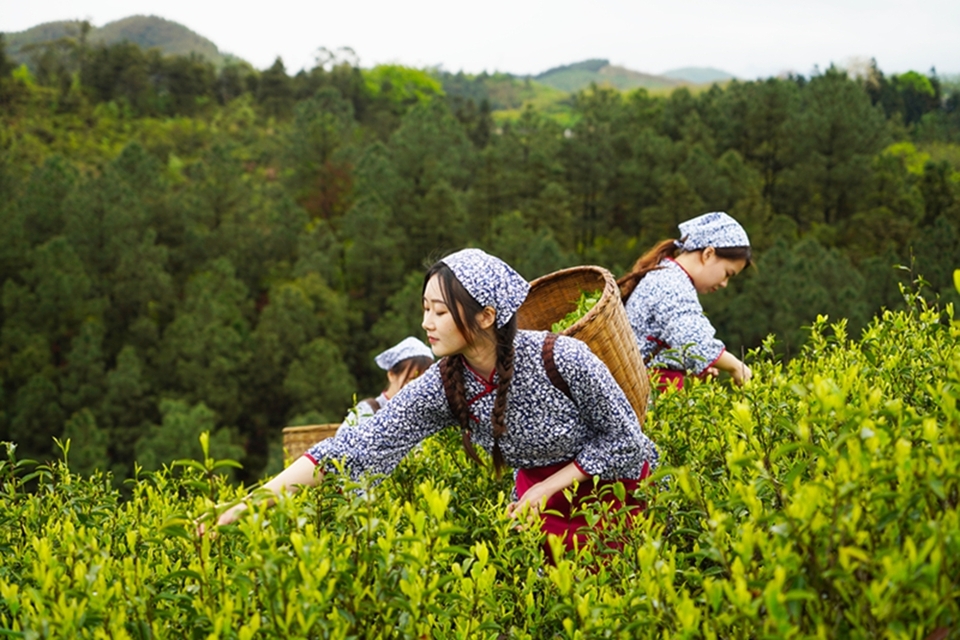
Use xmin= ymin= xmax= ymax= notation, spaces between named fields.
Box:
xmin=2 ymin=290 xmax=959 ymax=638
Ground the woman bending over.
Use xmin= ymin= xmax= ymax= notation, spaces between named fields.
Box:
xmin=213 ymin=249 xmax=659 ymax=552
xmin=619 ymin=211 xmax=752 ymax=390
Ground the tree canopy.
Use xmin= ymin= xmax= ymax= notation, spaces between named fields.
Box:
xmin=1 ymin=37 xmax=958 ymax=482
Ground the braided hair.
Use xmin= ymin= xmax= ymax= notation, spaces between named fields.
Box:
xmin=425 ymin=262 xmax=516 ymax=478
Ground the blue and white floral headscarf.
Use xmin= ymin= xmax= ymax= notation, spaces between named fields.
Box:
xmin=441 ymin=248 xmax=530 ymax=328
xmin=676 ymin=212 xmax=750 ymax=252
xmin=374 ymin=337 xmax=434 ymax=370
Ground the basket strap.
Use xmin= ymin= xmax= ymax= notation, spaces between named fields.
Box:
xmin=543 ymin=333 xmax=573 ymax=401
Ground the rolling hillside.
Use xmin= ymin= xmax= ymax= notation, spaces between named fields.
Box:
xmin=3 ymin=14 xmax=735 ymax=119
xmin=438 ymin=59 xmax=737 ymax=126
xmin=3 ymin=15 xmax=235 ymax=67
xmin=662 ymin=66 xmax=737 ymax=84
xmin=5 ymin=15 xmax=736 ymax=93
xmin=534 ymin=59 xmax=688 ymax=92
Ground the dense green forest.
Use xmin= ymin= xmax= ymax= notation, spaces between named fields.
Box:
xmin=1 ymin=33 xmax=959 ymax=485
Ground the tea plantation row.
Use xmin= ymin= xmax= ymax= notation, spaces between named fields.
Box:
xmin=1 ymin=292 xmax=958 ymax=638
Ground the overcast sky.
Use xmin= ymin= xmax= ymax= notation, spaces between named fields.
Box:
xmin=3 ymin=0 xmax=958 ymax=79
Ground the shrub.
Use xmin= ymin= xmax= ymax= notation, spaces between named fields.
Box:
xmin=1 ymin=291 xmax=959 ymax=638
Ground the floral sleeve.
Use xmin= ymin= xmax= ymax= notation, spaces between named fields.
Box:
xmin=305 ymin=365 xmax=453 ymax=481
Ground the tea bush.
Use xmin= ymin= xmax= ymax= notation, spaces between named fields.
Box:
xmin=2 ymin=293 xmax=959 ymax=638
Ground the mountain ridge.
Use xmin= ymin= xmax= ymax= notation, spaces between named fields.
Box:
xmin=3 ymin=15 xmax=235 ymax=67
xmin=662 ymin=66 xmax=737 ymax=84
xmin=531 ymin=58 xmax=733 ymax=92
xmin=3 ymin=16 xmax=736 ymax=90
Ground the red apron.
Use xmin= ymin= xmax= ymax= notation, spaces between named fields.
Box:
xmin=515 ymin=460 xmax=651 ymax=553
xmin=652 ymin=368 xmax=685 ymax=391
xmin=645 ymin=335 xmax=687 ymax=392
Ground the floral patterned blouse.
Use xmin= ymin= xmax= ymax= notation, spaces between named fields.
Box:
xmin=623 ymin=258 xmax=725 ymax=375
xmin=305 ymin=330 xmax=659 ymax=481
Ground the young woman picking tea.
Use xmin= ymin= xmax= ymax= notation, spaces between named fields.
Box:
xmin=619 ymin=211 xmax=753 ymax=390
xmin=209 ymin=249 xmax=659 ymax=552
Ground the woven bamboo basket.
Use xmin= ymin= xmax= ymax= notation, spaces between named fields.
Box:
xmin=515 ymin=265 xmax=650 ymax=425
xmin=282 ymin=423 xmax=339 ymax=462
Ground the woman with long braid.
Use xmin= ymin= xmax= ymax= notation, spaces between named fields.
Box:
xmin=209 ymin=248 xmax=659 ymax=552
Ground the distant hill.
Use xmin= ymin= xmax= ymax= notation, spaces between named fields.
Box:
xmin=3 ymin=15 xmax=237 ymax=68
xmin=438 ymin=59 xmax=736 ymax=127
xmin=439 ymin=70 xmax=570 ymax=111
xmin=534 ymin=58 xmax=687 ymax=92
xmin=437 ymin=70 xmax=577 ymax=125
xmin=662 ymin=67 xmax=736 ymax=84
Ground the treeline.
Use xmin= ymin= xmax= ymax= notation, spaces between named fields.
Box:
xmin=1 ymin=31 xmax=446 ymax=134
xmin=1 ymin=35 xmax=959 ymax=484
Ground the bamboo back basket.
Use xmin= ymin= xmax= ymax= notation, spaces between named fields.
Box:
xmin=516 ymin=265 xmax=650 ymax=425
xmin=282 ymin=423 xmax=339 ymax=462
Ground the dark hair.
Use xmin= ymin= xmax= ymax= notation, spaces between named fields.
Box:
xmin=389 ymin=356 xmax=434 ymax=387
xmin=424 ymin=262 xmax=516 ymax=477
xmin=362 ymin=356 xmax=434 ymax=413
xmin=617 ymin=238 xmax=752 ymax=301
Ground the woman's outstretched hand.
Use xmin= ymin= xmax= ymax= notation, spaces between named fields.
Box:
xmin=195 ymin=457 xmax=323 ymax=539
xmin=732 ymin=362 xmax=753 ymax=386
xmin=506 ymin=463 xmax=589 ymax=530
xmin=714 ymin=351 xmax=753 ymax=386
xmin=506 ymin=483 xmax=551 ymax=529
xmin=214 ymin=502 xmax=248 ymax=528
xmin=195 ymin=501 xmax=247 ymax=538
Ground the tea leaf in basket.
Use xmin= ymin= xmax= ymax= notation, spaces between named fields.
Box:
xmin=551 ymin=289 xmax=603 ymax=333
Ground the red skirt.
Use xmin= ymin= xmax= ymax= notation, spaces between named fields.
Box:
xmin=515 ymin=460 xmax=651 ymax=553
